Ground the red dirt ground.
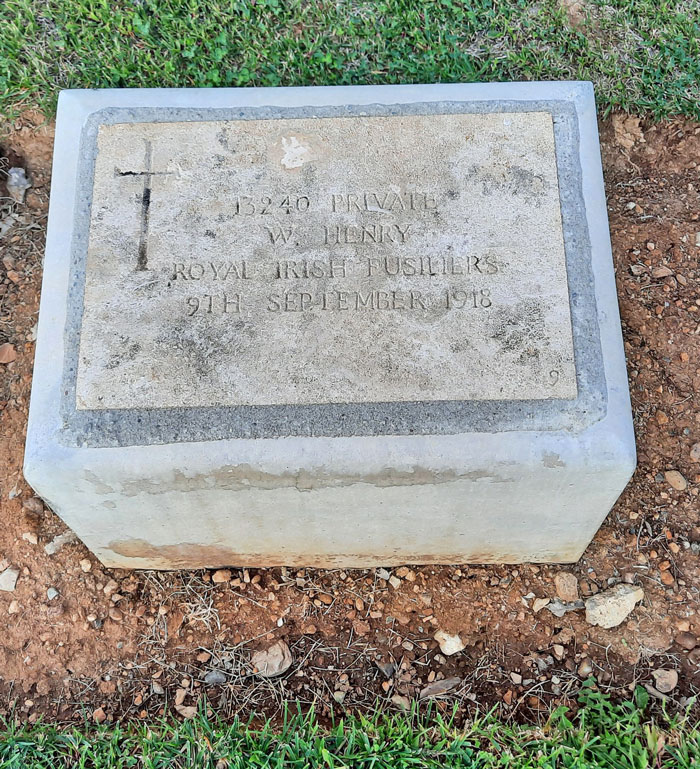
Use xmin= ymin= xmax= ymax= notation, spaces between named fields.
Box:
xmin=0 ymin=112 xmax=698 ymax=724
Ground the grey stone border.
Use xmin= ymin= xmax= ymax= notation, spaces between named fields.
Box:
xmin=60 ymin=99 xmax=606 ymax=447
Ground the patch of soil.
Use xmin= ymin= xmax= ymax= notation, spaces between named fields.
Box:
xmin=0 ymin=112 xmax=698 ymax=725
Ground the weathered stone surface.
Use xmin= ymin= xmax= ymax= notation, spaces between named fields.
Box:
xmin=434 ymin=630 xmax=465 ymax=656
xmin=24 ymin=83 xmax=636 ymax=569
xmin=0 ymin=568 xmax=19 ymax=592
xmin=584 ymin=584 xmax=644 ymax=629
xmin=250 ymin=640 xmax=293 ymax=677
xmin=77 ymin=112 xmax=575 ymax=410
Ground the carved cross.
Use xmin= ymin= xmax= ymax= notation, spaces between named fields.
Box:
xmin=115 ymin=139 xmax=173 ymax=271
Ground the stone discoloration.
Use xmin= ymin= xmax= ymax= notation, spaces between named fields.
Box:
xmin=106 ymin=538 xmax=587 ymax=570
xmin=85 ymin=464 xmax=514 ymax=498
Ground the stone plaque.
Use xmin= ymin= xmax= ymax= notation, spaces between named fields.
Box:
xmin=76 ymin=111 xmax=576 ymax=409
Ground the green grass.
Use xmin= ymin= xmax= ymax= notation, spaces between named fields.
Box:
xmin=1 ymin=684 xmax=699 ymax=768
xmin=0 ymin=0 xmax=698 ymax=122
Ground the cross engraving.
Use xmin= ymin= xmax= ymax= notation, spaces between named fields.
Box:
xmin=115 ymin=139 xmax=173 ymax=271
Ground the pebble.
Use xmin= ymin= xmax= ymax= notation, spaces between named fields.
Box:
xmin=152 ymin=681 xmax=164 ymax=695
xmin=545 ymin=598 xmax=584 ymax=618
xmin=47 ymin=587 xmax=59 ymax=601
xmin=0 ymin=568 xmax=19 ymax=592
xmin=251 ymin=640 xmax=293 ymax=677
xmin=21 ymin=532 xmax=38 ymax=545
xmin=204 ymin=670 xmax=227 ymax=686
xmin=578 ymin=659 xmax=594 ymax=677
xmin=584 ymin=584 xmax=644 ymax=628
xmin=211 ymin=569 xmax=231 ymax=584
xmin=532 ymin=597 xmax=550 ymax=613
xmin=376 ymin=568 xmax=390 ymax=581
xmin=388 ymin=576 xmax=401 ymax=589
xmin=80 ymin=559 xmax=92 ymax=572
xmin=433 ymin=630 xmax=465 ymax=656
xmin=92 ymin=707 xmax=107 ymax=724
xmin=510 ymin=672 xmax=522 ymax=685
xmin=690 ymin=443 xmax=700 ymax=462
xmin=664 ymin=470 xmax=687 ymax=491
xmin=22 ymin=498 xmax=44 ymax=515
xmin=660 ymin=570 xmax=675 ymax=586
xmin=0 ymin=343 xmax=17 ymax=365
xmin=7 ymin=167 xmax=31 ymax=204
xmin=675 ymin=632 xmax=697 ymax=651
xmin=554 ymin=572 xmax=579 ymax=602
xmin=44 ymin=530 xmax=77 ymax=555
xmin=652 ymin=669 xmax=678 ymax=693
xmin=390 ymin=694 xmax=411 ymax=709
xmin=375 ymin=660 xmax=395 ymax=678
xmin=8 ymin=600 xmax=19 ymax=614
xmin=419 ymin=676 xmax=462 ymax=699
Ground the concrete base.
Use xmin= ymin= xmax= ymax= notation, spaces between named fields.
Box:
xmin=24 ymin=82 xmax=635 ymax=568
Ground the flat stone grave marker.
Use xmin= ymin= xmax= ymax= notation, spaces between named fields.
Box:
xmin=25 ymin=83 xmax=635 ymax=568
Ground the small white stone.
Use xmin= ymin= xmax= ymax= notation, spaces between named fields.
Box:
xmin=388 ymin=576 xmax=401 ymax=589
xmin=533 ymin=597 xmax=550 ymax=613
xmin=0 ymin=568 xmax=19 ymax=592
xmin=585 ymin=584 xmax=644 ymax=628
xmin=44 ymin=530 xmax=77 ymax=555
xmin=434 ymin=630 xmax=465 ymax=656
xmin=7 ymin=167 xmax=31 ymax=204
xmin=47 ymin=587 xmax=59 ymax=601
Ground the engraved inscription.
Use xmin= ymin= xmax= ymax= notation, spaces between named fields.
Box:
xmin=76 ymin=112 xmax=577 ymax=409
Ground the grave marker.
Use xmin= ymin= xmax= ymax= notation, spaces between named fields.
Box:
xmin=25 ymin=83 xmax=635 ymax=568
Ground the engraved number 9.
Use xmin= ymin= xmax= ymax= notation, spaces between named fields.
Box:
xmin=187 ymin=297 xmax=200 ymax=316
xmin=549 ymin=370 xmax=560 ymax=386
